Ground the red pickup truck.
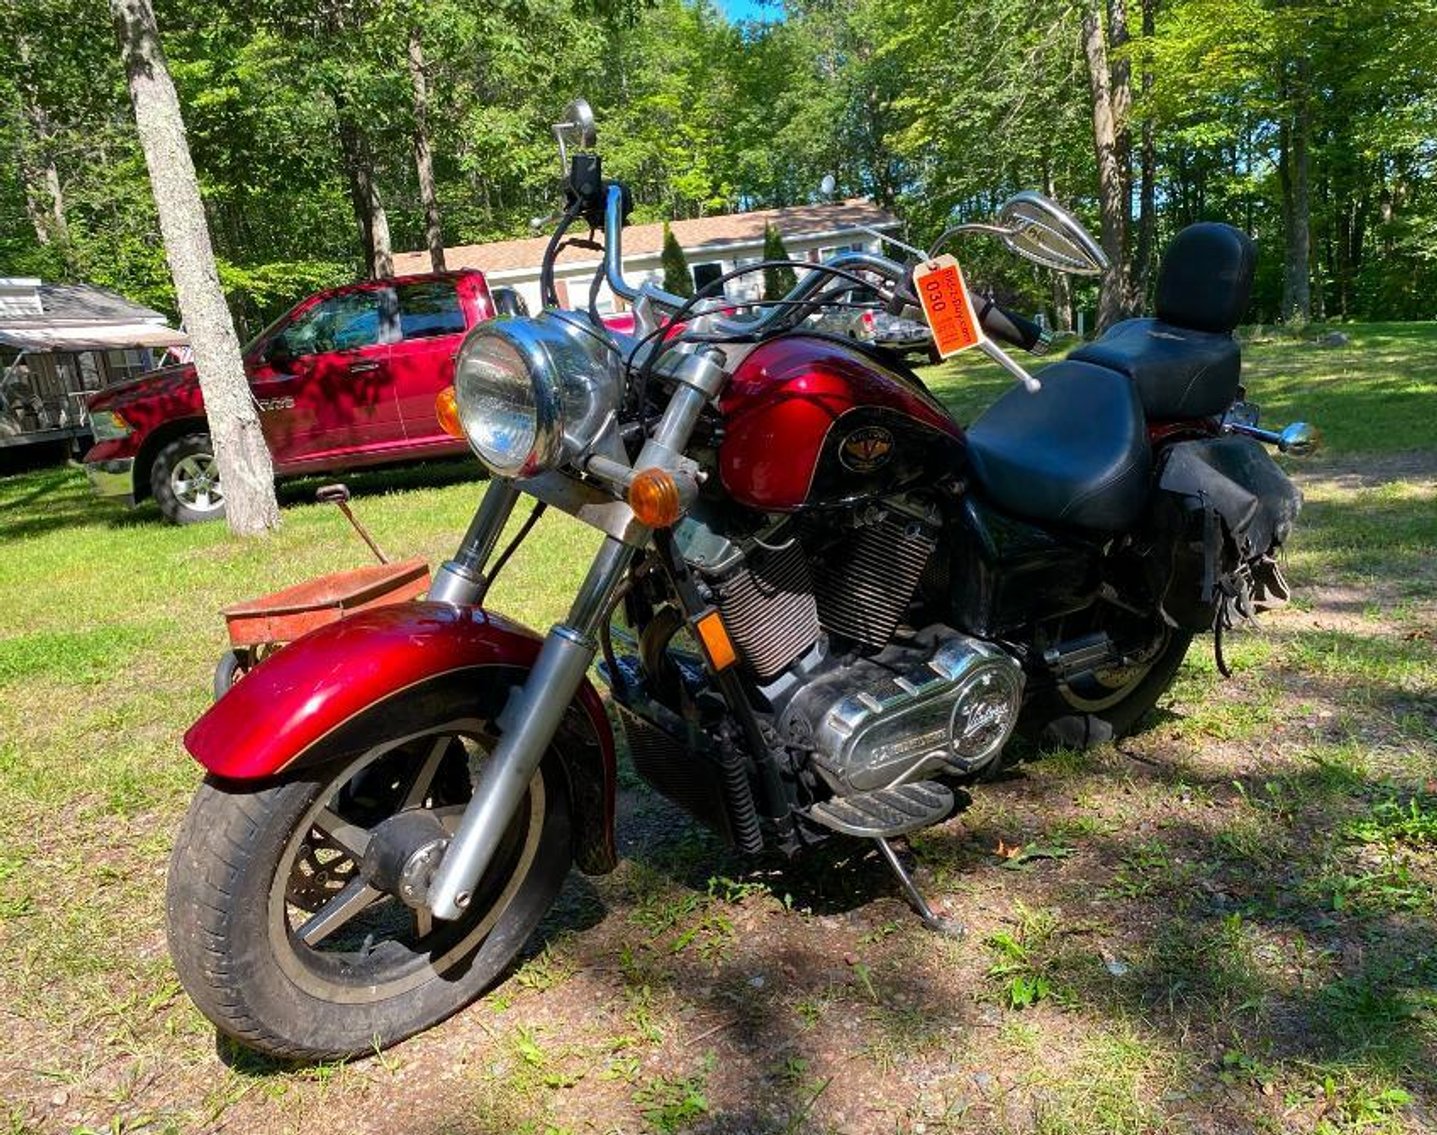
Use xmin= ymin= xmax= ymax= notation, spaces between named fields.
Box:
xmin=83 ymin=271 xmax=497 ymax=523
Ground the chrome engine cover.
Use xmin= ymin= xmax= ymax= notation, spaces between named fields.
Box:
xmin=782 ymin=633 xmax=1024 ymax=793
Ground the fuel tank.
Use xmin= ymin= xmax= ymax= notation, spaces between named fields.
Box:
xmin=718 ymin=336 xmax=963 ymax=512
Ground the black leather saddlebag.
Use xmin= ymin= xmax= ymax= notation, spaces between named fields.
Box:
xmin=1153 ymin=436 xmax=1303 ymax=630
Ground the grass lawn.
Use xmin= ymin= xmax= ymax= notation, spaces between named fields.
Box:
xmin=0 ymin=322 xmax=1433 ymax=1135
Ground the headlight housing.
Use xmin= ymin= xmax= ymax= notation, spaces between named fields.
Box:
xmin=453 ymin=311 xmax=620 ymax=478
xmin=89 ymin=410 xmax=134 ymax=441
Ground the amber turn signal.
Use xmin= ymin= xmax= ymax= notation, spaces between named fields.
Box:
xmin=693 ymin=610 xmax=738 ymax=671
xmin=627 ymin=467 xmax=684 ymax=528
xmin=435 ymin=385 xmax=464 ymax=440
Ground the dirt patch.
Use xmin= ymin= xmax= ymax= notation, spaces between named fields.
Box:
xmin=1298 ymin=449 xmax=1437 ymax=489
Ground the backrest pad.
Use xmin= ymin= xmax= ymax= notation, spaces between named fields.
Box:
xmin=1155 ymin=222 xmax=1256 ymax=334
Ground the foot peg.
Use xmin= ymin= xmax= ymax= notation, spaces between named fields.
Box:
xmin=805 ymin=781 xmax=954 ymax=838
xmin=873 ymin=837 xmax=964 ymax=937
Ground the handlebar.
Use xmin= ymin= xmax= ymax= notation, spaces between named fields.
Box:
xmin=600 ymin=183 xmax=1043 ymax=388
xmin=603 ymin=184 xmax=909 ymax=339
xmin=975 ymin=296 xmax=1051 ymax=355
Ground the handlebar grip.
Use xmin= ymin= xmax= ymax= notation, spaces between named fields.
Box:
xmin=891 ymin=269 xmax=1050 ymax=356
xmin=976 ymin=296 xmax=1050 ymax=355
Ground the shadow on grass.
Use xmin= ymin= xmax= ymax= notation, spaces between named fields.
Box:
xmin=0 ymin=457 xmax=484 ymax=541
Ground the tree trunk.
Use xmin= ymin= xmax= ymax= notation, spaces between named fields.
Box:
xmin=1107 ymin=0 xmax=1134 ymax=309
xmin=15 ymin=32 xmax=70 ymax=253
xmin=408 ymin=25 xmax=445 ymax=272
xmin=1082 ymin=1 xmax=1130 ymax=330
xmin=336 ymin=110 xmax=393 ymax=280
xmin=1045 ymin=165 xmax=1074 ymax=332
xmin=1133 ymin=0 xmax=1157 ymax=305
xmin=1277 ymin=62 xmax=1311 ymax=323
xmin=109 ymin=0 xmax=279 ymax=536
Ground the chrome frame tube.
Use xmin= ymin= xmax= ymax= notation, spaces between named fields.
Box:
xmin=427 ymin=537 xmax=638 ymax=921
xmin=427 ymin=479 xmax=522 ymax=607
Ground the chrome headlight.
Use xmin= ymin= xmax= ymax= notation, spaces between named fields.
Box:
xmin=453 ymin=311 xmax=620 ymax=478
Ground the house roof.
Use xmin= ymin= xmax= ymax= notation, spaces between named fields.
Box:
xmin=0 ymin=280 xmax=185 ymax=352
xmin=0 ymin=281 xmax=172 ymax=328
xmin=393 ymin=199 xmax=900 ymax=277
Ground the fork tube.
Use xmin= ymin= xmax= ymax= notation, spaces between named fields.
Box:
xmin=428 ymin=478 xmax=522 ymax=607
xmin=427 ymin=536 xmax=637 ymax=921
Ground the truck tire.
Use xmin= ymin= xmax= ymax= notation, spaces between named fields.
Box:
xmin=151 ymin=432 xmax=227 ymax=525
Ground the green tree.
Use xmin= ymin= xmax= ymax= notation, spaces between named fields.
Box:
xmin=762 ymin=224 xmax=798 ymax=300
xmin=661 ymin=222 xmax=693 ymax=297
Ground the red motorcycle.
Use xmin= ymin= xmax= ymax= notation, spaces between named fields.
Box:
xmin=167 ymin=101 xmax=1315 ymax=1059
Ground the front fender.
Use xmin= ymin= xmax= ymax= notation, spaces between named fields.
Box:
xmin=185 ymin=602 xmax=618 ymax=874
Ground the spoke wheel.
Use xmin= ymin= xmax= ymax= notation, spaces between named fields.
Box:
xmin=266 ymin=721 xmax=545 ymax=1004
xmin=166 ymin=678 xmax=573 ymax=1060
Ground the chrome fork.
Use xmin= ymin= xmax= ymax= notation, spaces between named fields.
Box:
xmin=424 ymin=345 xmax=727 ymax=922
xmin=426 ymin=535 xmax=635 ymax=920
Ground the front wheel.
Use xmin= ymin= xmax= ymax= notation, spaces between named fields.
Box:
xmin=151 ymin=432 xmax=226 ymax=524
xmin=166 ymin=693 xmax=572 ymax=1060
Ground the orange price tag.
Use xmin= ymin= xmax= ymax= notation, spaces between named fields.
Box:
xmin=914 ymin=254 xmax=982 ymax=358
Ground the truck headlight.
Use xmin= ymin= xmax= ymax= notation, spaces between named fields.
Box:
xmin=89 ymin=410 xmax=134 ymax=441
xmin=453 ymin=311 xmax=619 ymax=478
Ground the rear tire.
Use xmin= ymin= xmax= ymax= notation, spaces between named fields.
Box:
xmin=166 ymin=691 xmax=572 ymax=1060
xmin=1021 ymin=628 xmax=1194 ymax=750
xmin=151 ymin=432 xmax=226 ymax=525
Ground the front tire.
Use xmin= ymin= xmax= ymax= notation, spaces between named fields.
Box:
xmin=166 ymin=698 xmax=572 ymax=1060
xmin=151 ymin=432 xmax=227 ymax=525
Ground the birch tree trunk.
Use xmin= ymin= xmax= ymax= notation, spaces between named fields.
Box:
xmin=1082 ymin=0 xmax=1131 ymax=331
xmin=1133 ymin=0 xmax=1157 ymax=305
xmin=109 ymin=0 xmax=279 ymax=536
xmin=408 ymin=25 xmax=445 ymax=272
xmin=1045 ymin=165 xmax=1074 ymax=332
xmin=1107 ymin=0 xmax=1135 ymax=311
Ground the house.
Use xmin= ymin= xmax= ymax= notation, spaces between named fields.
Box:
xmin=392 ymin=199 xmax=902 ymax=315
xmin=0 ymin=278 xmax=187 ymax=452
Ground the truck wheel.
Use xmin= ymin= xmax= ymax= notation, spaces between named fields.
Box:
xmin=152 ymin=433 xmax=226 ymax=524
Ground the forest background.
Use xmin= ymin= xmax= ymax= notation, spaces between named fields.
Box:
xmin=3 ymin=0 xmax=1434 ymax=338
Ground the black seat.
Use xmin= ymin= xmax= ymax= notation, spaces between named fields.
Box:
xmin=1071 ymin=222 xmax=1256 ymax=419
xmin=965 ymin=360 xmax=1151 ymax=532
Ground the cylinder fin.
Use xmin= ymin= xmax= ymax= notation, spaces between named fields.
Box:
xmin=813 ymin=515 xmax=936 ymax=648
xmin=712 ymin=541 xmax=822 ymax=680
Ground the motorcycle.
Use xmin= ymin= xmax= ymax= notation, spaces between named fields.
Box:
xmin=166 ymin=100 xmax=1316 ymax=1060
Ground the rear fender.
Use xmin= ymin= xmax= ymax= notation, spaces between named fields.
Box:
xmin=185 ymin=602 xmax=618 ymax=874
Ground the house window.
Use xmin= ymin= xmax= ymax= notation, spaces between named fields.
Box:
xmin=692 ymin=262 xmax=724 ymax=294
xmin=104 ymin=349 xmax=151 ymax=382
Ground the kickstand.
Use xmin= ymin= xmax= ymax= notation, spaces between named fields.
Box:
xmin=873 ymin=838 xmax=965 ymax=938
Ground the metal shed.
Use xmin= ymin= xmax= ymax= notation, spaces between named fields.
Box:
xmin=0 ymin=277 xmax=188 ymax=453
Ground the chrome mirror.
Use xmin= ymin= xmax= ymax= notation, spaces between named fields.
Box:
xmin=1278 ymin=421 xmax=1321 ymax=457
xmin=996 ymin=191 xmax=1108 ymax=275
xmin=563 ymin=99 xmax=597 ymax=148
xmin=553 ymin=98 xmax=598 ymax=174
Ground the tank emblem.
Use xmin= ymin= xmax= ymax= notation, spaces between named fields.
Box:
xmin=840 ymin=426 xmax=895 ymax=472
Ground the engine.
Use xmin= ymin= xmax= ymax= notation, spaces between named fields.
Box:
xmin=670 ymin=497 xmax=1025 ymax=789
xmin=780 ymin=631 xmax=1024 ymax=791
